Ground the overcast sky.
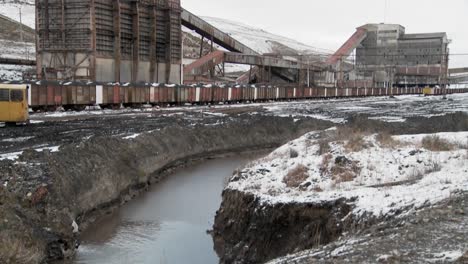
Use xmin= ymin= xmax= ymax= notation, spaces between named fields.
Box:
xmin=182 ymin=0 xmax=468 ymax=67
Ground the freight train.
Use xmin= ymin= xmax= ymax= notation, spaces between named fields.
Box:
xmin=3 ymin=81 xmax=468 ymax=111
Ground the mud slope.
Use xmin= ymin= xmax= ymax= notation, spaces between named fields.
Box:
xmin=213 ymin=190 xmax=353 ymax=264
xmin=0 ymin=115 xmax=332 ymax=263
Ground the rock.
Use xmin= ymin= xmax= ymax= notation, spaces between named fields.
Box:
xmin=335 ymin=156 xmax=351 ymax=165
xmin=290 ymin=148 xmax=299 ymax=158
xmin=31 ymin=186 xmax=48 ymax=205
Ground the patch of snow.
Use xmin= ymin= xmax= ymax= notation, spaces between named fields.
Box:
xmin=368 ymin=116 xmax=407 ymax=123
xmin=0 ymin=151 xmax=23 ymax=161
xmin=2 ymin=136 xmax=34 ymax=142
xmin=202 ymin=112 xmax=227 ymax=117
xmin=336 ymin=106 xmax=374 ymax=111
xmin=29 ymin=120 xmax=44 ymax=124
xmin=426 ymin=251 xmax=464 ymax=263
xmin=35 ymin=146 xmax=60 ymax=152
xmin=123 ymin=133 xmax=141 ymax=140
xmin=377 ymin=255 xmax=393 ymax=262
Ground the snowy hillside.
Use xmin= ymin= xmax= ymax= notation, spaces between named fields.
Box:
xmin=201 ymin=16 xmax=331 ymax=57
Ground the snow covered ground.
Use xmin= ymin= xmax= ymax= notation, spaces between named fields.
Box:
xmin=0 ymin=64 xmax=33 ymax=80
xmin=227 ymin=130 xmax=468 ymax=219
xmin=263 ymin=93 xmax=468 ymax=123
xmin=0 ymin=39 xmax=35 ymax=60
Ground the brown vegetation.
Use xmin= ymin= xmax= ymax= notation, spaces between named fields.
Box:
xmin=330 ymin=126 xmax=372 ymax=152
xmin=345 ymin=134 xmax=368 ymax=152
xmin=320 ymin=154 xmax=333 ymax=175
xmin=330 ymin=161 xmax=362 ymax=183
xmin=283 ymin=164 xmax=309 ymax=188
xmin=376 ymin=132 xmax=401 ymax=148
xmin=421 ymin=135 xmax=454 ymax=151
xmin=312 ymin=186 xmax=323 ymax=192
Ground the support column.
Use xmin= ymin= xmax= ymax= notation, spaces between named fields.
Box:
xmin=149 ymin=1 xmax=157 ymax=83
xmin=165 ymin=5 xmax=172 ymax=83
xmin=60 ymin=0 xmax=65 ymax=65
xmin=199 ymin=36 xmax=204 ymax=58
xmin=113 ymin=0 xmax=121 ymax=83
xmin=131 ymin=1 xmax=140 ymax=82
xmin=89 ymin=0 xmax=97 ymax=81
xmin=210 ymin=35 xmax=214 ymax=52
xmin=35 ymin=0 xmax=43 ymax=78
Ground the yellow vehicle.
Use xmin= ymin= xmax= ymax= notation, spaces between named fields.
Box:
xmin=0 ymin=84 xmax=29 ymax=125
xmin=423 ymin=87 xmax=434 ymax=96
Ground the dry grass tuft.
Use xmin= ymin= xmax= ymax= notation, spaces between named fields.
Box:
xmin=313 ymin=186 xmax=323 ymax=192
xmin=333 ymin=126 xmax=364 ymax=141
xmin=425 ymin=159 xmax=442 ymax=174
xmin=283 ymin=164 xmax=309 ymax=188
xmin=376 ymin=132 xmax=401 ymax=148
xmin=330 ymin=161 xmax=362 ymax=183
xmin=458 ymin=140 xmax=468 ymax=150
xmin=421 ymin=135 xmax=454 ymax=151
xmin=407 ymin=159 xmax=442 ymax=182
xmin=320 ymin=153 xmax=333 ymax=175
xmin=345 ymin=134 xmax=369 ymax=152
xmin=317 ymin=139 xmax=331 ymax=155
xmin=332 ymin=126 xmax=371 ymax=152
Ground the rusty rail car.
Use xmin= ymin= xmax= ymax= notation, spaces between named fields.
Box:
xmin=20 ymin=82 xmax=468 ymax=111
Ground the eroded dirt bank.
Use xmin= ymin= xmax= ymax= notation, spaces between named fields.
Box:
xmin=213 ymin=112 xmax=468 ymax=264
xmin=0 ymin=115 xmax=332 ymax=263
xmin=213 ymin=190 xmax=353 ymax=264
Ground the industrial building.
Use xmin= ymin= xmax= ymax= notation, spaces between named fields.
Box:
xmin=34 ymin=0 xmax=453 ymax=89
xmin=35 ymin=0 xmax=182 ymax=83
xmin=329 ymin=23 xmax=449 ymax=88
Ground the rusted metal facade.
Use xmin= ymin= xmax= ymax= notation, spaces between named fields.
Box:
xmin=36 ymin=0 xmax=182 ymax=83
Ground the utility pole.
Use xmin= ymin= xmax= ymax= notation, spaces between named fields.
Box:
xmin=19 ymin=7 xmax=24 ymax=43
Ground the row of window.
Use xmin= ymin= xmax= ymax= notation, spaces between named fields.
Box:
xmin=0 ymin=89 xmax=24 ymax=102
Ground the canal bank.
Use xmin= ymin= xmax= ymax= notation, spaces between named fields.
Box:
xmin=0 ymin=115 xmax=333 ymax=263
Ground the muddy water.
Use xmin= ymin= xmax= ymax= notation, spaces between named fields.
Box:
xmin=74 ymin=156 xmax=251 ymax=264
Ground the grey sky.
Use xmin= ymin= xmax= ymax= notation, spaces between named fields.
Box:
xmin=182 ymin=0 xmax=468 ymax=67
